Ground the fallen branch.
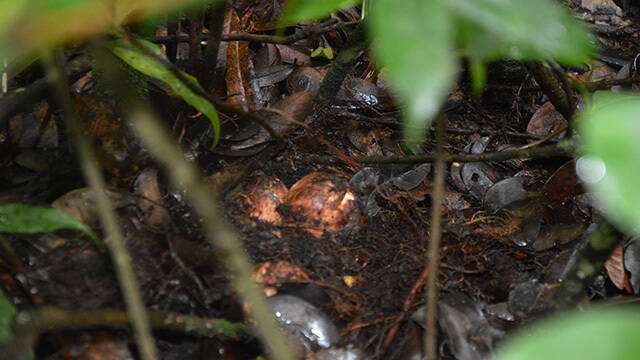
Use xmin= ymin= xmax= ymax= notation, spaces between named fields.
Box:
xmin=359 ymin=138 xmax=575 ymax=164
xmin=0 ymin=307 xmax=253 ymax=359
xmin=306 ymin=138 xmax=575 ymax=166
xmin=153 ymin=20 xmax=359 ymax=45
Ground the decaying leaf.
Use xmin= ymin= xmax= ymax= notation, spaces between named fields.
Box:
xmin=605 ymin=244 xmax=632 ymax=293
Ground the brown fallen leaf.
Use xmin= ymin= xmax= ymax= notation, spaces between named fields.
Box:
xmin=605 ymin=244 xmax=633 ymax=293
xmin=225 ymin=7 xmax=253 ymax=111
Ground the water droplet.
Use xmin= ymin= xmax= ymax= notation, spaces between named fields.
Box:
xmin=576 ymin=156 xmax=606 ymax=184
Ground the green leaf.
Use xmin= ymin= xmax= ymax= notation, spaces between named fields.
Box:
xmin=0 ymin=204 xmax=98 ymax=243
xmin=368 ymin=0 xmax=456 ymax=147
xmin=578 ymin=92 xmax=640 ymax=235
xmin=444 ymin=0 xmax=594 ymax=64
xmin=0 ymin=290 xmax=16 ymax=343
xmin=279 ymin=0 xmax=361 ymax=27
xmin=496 ymin=308 xmax=640 ymax=360
xmin=108 ymin=38 xmax=221 ymax=148
xmin=310 ymin=46 xmax=334 ymax=60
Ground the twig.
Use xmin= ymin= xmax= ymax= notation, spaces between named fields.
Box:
xmin=425 ymin=114 xmax=447 ymax=360
xmin=306 ymin=138 xmax=574 ymax=165
xmin=518 ymin=124 xmax=569 ymax=150
xmin=336 ymin=110 xmax=554 ymax=140
xmin=43 ymin=51 xmax=158 ymax=360
xmin=582 ymin=76 xmax=640 ymax=92
xmin=153 ymin=20 xmax=358 ymax=45
xmin=379 ymin=266 xmax=429 ymax=357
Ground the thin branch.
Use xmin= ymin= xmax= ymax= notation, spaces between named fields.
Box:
xmin=306 ymin=138 xmax=575 ymax=165
xmin=336 ymin=110 xmax=554 ymax=140
xmin=2 ymin=306 xmax=253 ymax=357
xmin=19 ymin=307 xmax=253 ymax=339
xmin=518 ymin=124 xmax=569 ymax=150
xmin=380 ymin=266 xmax=429 ymax=357
xmin=152 ymin=20 xmax=359 ymax=45
xmin=582 ymin=75 xmax=640 ymax=92
xmin=425 ymin=114 xmax=447 ymax=360
xmin=43 ymin=52 xmax=158 ymax=360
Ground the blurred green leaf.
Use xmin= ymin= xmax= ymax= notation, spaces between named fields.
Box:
xmin=279 ymin=0 xmax=361 ymax=27
xmin=0 ymin=0 xmax=203 ymax=61
xmin=0 ymin=289 xmax=15 ymax=343
xmin=578 ymin=92 xmax=640 ymax=235
xmin=0 ymin=204 xmax=98 ymax=243
xmin=368 ymin=0 xmax=456 ymax=148
xmin=39 ymin=0 xmax=90 ymax=12
xmin=108 ymin=38 xmax=221 ymax=148
xmin=0 ymin=0 xmax=26 ymax=34
xmin=0 ymin=289 xmax=33 ymax=359
xmin=469 ymin=59 xmax=486 ymax=97
xmin=496 ymin=308 xmax=640 ymax=360
xmin=444 ymin=0 xmax=594 ymax=64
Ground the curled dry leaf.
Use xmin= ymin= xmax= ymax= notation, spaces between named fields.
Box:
xmin=605 ymin=244 xmax=633 ymax=293
xmin=526 ymin=101 xmax=567 ymax=138
xmin=285 ymin=172 xmax=361 ymax=238
xmin=134 ymin=167 xmax=170 ymax=229
xmin=52 ymin=188 xmax=134 ymax=227
xmin=225 ymin=7 xmax=253 ymax=111
xmin=286 ymin=66 xmax=326 ymax=95
xmin=275 ymin=44 xmax=312 ymax=66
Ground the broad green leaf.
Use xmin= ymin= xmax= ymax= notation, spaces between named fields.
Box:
xmin=108 ymin=38 xmax=221 ymax=148
xmin=578 ymin=92 xmax=640 ymax=235
xmin=0 ymin=204 xmax=98 ymax=243
xmin=496 ymin=308 xmax=640 ymax=360
xmin=279 ymin=0 xmax=361 ymax=27
xmin=368 ymin=0 xmax=456 ymax=147
xmin=444 ymin=0 xmax=594 ymax=64
xmin=0 ymin=290 xmax=15 ymax=343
